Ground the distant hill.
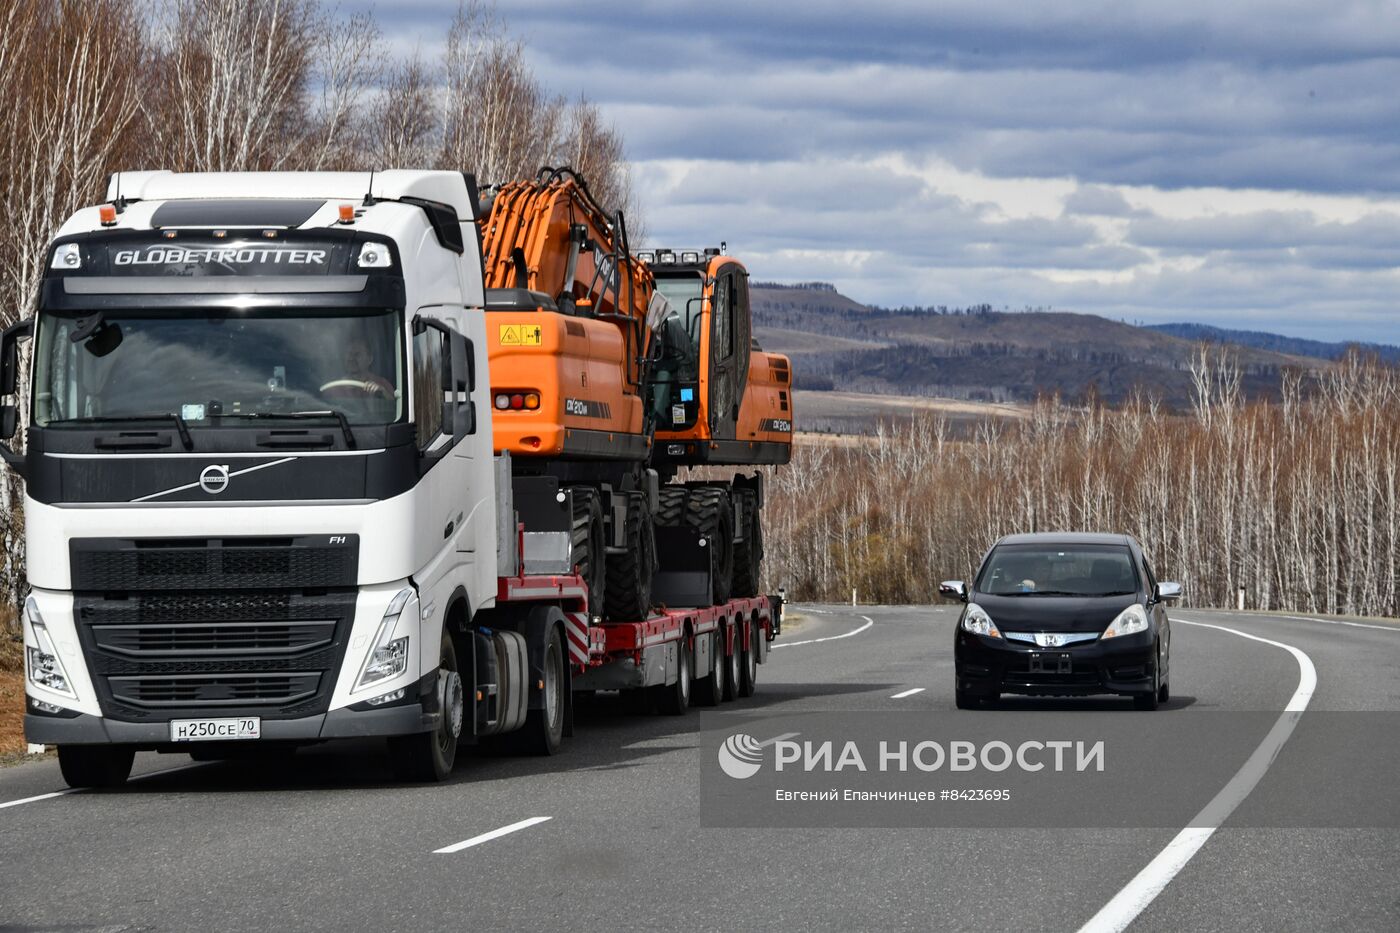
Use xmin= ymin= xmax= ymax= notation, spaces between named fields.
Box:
xmin=750 ymin=283 xmax=1331 ymax=414
xmin=1147 ymin=322 xmax=1400 ymax=364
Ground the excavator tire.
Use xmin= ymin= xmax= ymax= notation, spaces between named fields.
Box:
xmin=686 ymin=487 xmax=734 ymax=606
xmin=604 ymin=492 xmax=656 ymax=621
xmin=655 ymin=485 xmax=688 ymax=527
xmin=569 ymin=487 xmax=606 ymax=615
xmin=731 ymin=487 xmax=762 ymax=598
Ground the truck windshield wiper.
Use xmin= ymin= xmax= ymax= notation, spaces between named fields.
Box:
xmin=52 ymin=412 xmax=193 ymax=451
xmin=230 ymin=411 xmax=356 ymax=449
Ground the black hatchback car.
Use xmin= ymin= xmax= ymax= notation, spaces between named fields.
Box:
xmin=940 ymin=533 xmax=1181 ymax=710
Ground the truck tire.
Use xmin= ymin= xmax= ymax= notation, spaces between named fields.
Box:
xmin=569 ymin=487 xmax=606 ymax=615
xmin=604 ymin=492 xmax=655 ymax=621
xmin=388 ymin=629 xmax=462 ymax=782
xmin=686 ymin=487 xmax=734 ymax=606
xmin=58 ymin=745 xmax=134 ymax=789
xmin=732 ymin=488 xmax=762 ymax=598
xmin=738 ymin=617 xmax=758 ymax=697
xmin=510 ymin=626 xmax=566 ymax=755
xmin=654 ymin=633 xmax=691 ymax=715
xmin=694 ymin=630 xmax=724 ymax=707
xmin=722 ymin=621 xmax=742 ymax=702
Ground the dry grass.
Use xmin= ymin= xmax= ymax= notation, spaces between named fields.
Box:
xmin=0 ymin=606 xmax=19 ymax=674
xmin=0 ymin=670 xmax=27 ymax=761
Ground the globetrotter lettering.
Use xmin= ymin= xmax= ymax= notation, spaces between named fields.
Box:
xmin=112 ymin=248 xmax=328 ymax=265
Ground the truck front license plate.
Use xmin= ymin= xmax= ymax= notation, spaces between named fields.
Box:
xmin=169 ymin=717 xmax=261 ymax=742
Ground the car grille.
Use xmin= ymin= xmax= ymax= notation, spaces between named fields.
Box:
xmin=71 ymin=536 xmax=358 ymax=722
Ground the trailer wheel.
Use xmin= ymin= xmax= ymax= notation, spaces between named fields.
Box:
xmin=57 ymin=745 xmax=134 ymax=789
xmin=604 ymin=492 xmax=655 ymax=621
xmin=738 ymin=617 xmax=758 ymax=698
xmin=731 ymin=488 xmax=762 ymax=598
xmin=695 ymin=630 xmax=724 ymax=707
xmin=722 ymin=621 xmax=742 ymax=702
xmin=655 ymin=633 xmax=691 ymax=715
xmin=389 ymin=629 xmax=461 ymax=781
xmin=686 ymin=487 xmax=734 ymax=606
xmin=569 ymin=487 xmax=606 ymax=615
xmin=513 ymin=626 xmax=566 ymax=754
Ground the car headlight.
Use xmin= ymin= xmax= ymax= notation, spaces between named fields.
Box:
xmin=960 ymin=602 xmax=1001 ymax=639
xmin=1102 ymin=604 xmax=1149 ymax=640
xmin=25 ymin=597 xmax=77 ymax=698
xmin=354 ymin=587 xmax=415 ymax=692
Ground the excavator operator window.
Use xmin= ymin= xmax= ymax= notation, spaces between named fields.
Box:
xmin=713 ymin=274 xmax=733 ymax=361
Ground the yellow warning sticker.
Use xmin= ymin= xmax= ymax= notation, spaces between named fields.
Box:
xmin=498 ymin=324 xmax=543 ymax=347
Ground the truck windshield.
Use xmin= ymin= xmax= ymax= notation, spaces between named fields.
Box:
xmin=976 ymin=545 xmax=1139 ymax=597
xmin=33 ymin=309 xmax=404 ymax=427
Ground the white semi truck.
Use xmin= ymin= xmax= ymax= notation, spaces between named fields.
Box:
xmin=1 ymin=171 xmax=779 ymax=787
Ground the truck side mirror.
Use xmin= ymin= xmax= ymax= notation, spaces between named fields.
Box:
xmin=1 ymin=318 xmax=33 ymax=396
xmin=449 ymin=331 xmax=475 ymax=437
xmin=0 ymin=317 xmax=32 ymax=472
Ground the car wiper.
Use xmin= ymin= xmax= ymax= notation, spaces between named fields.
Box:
xmin=51 ymin=412 xmax=193 ymax=451
xmin=1013 ymin=589 xmax=1081 ymax=596
xmin=230 ymin=411 xmax=356 ymax=449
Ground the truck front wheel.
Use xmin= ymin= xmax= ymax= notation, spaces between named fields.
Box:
xmin=58 ymin=745 xmax=134 ymax=789
xmin=389 ymin=630 xmax=461 ymax=781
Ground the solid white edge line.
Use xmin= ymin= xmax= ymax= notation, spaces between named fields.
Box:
xmin=0 ymin=761 xmax=209 ymax=811
xmin=772 ymin=615 xmax=873 ymax=648
xmin=1076 ymin=618 xmax=1317 ymax=933
xmin=890 ymin=687 xmax=926 ymax=699
xmin=0 ymin=790 xmax=74 ymax=810
xmin=434 ymin=816 xmax=552 ymax=854
xmin=1277 ymin=614 xmax=1400 ymax=632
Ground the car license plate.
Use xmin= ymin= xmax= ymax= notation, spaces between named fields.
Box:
xmin=1029 ymin=653 xmax=1072 ymax=674
xmin=169 ymin=717 xmax=261 ymax=742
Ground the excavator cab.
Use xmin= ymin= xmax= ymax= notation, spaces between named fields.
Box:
xmin=642 ymin=249 xmax=792 ymax=468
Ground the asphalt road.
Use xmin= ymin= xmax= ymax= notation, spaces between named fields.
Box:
xmin=1 ymin=604 xmax=1398 ymax=932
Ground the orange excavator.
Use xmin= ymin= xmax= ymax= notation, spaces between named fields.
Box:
xmin=639 ymin=248 xmax=794 ymax=602
xmin=478 ymin=167 xmax=664 ymax=620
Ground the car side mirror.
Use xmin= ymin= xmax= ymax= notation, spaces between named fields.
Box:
xmin=939 ymin=580 xmax=968 ymax=602
xmin=1155 ymin=581 xmax=1183 ymax=601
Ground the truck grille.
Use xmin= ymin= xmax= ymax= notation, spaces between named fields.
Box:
xmin=71 ymin=536 xmax=357 ymax=591
xmin=108 ymin=673 xmax=322 ymax=707
xmin=93 ymin=621 xmax=336 ymax=657
xmin=71 ymin=535 xmax=358 ymax=723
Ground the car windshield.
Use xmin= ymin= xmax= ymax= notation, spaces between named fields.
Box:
xmin=33 ymin=308 xmax=404 ymax=427
xmin=976 ymin=544 xmax=1139 ymax=597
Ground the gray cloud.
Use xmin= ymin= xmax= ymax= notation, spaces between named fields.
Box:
xmin=350 ymin=0 xmax=1400 ymax=343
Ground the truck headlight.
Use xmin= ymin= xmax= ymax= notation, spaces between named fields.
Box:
xmin=24 ymin=597 xmax=77 ymax=698
xmin=1102 ymin=604 xmax=1149 ymax=640
xmin=355 ymin=587 xmax=415 ymax=692
xmin=960 ymin=603 xmax=1001 ymax=639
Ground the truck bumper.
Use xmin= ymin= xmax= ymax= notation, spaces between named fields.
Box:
xmin=25 ymin=704 xmax=437 ymax=747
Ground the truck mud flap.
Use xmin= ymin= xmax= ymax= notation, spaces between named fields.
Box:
xmin=651 ymin=525 xmax=712 ymax=608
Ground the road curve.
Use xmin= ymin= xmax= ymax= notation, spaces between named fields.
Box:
xmin=0 ymin=604 xmax=1396 ymax=932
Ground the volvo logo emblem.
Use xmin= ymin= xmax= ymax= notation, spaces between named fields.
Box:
xmin=199 ymin=464 xmax=231 ymax=495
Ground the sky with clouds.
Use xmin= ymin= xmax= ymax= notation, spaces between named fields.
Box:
xmin=371 ymin=1 xmax=1400 ymax=344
